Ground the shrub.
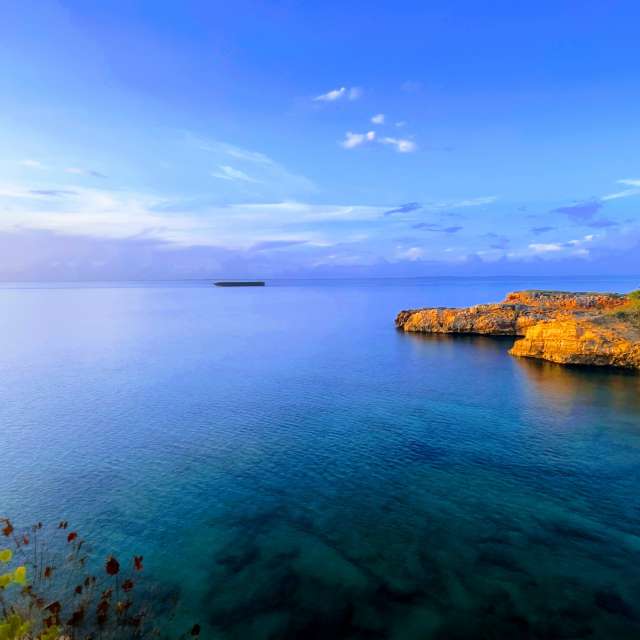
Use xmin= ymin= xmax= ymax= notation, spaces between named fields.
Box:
xmin=0 ymin=518 xmax=200 ymax=640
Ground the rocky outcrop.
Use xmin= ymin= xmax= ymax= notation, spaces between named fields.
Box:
xmin=510 ymin=315 xmax=640 ymax=368
xmin=396 ymin=290 xmax=640 ymax=370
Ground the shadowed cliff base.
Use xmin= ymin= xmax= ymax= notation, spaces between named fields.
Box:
xmin=396 ymin=290 xmax=640 ymax=370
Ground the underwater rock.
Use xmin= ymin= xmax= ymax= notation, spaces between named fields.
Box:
xmin=594 ymin=589 xmax=636 ymax=620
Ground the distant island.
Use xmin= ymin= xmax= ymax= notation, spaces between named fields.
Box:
xmin=396 ymin=289 xmax=640 ymax=369
xmin=214 ymin=281 xmax=265 ymax=287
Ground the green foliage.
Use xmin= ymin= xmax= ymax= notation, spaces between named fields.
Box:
xmin=627 ymin=289 xmax=640 ymax=309
xmin=0 ymin=614 xmax=30 ymax=640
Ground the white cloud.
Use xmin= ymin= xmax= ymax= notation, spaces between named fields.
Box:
xmin=187 ymin=134 xmax=316 ymax=193
xmin=447 ymin=196 xmax=498 ymax=209
xmin=601 ymin=178 xmax=640 ymax=201
xmin=0 ymin=184 xmax=384 ymax=248
xmin=371 ymin=114 xmax=385 ymax=125
xmin=341 ymin=131 xmax=376 ymax=149
xmin=314 ymin=87 xmax=346 ymax=102
xmin=313 ymin=86 xmax=362 ymax=102
xmin=211 ymin=165 xmax=261 ymax=183
xmin=65 ymin=167 xmax=107 ymax=178
xmin=397 ymin=246 xmax=425 ymax=261
xmin=529 ymin=243 xmax=563 ymax=253
xmin=379 ymin=137 xmax=417 ymax=153
xmin=20 ymin=159 xmax=45 ymax=169
xmin=395 ymin=121 xmax=407 ymax=128
xmin=340 ymin=132 xmax=418 ymax=154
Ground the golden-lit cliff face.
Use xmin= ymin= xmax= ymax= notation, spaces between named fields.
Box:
xmin=396 ymin=290 xmax=640 ymax=369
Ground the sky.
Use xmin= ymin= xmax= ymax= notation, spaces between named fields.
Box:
xmin=1 ymin=0 xmax=639 ymax=280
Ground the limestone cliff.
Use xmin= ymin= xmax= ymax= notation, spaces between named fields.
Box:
xmin=396 ymin=290 xmax=640 ymax=370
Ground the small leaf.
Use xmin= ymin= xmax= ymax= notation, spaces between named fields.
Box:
xmin=115 ymin=600 xmax=130 ymax=615
xmin=0 ymin=549 xmax=12 ymax=564
xmin=105 ymin=556 xmax=120 ymax=576
xmin=67 ymin=532 xmax=78 ymax=543
xmin=96 ymin=599 xmax=109 ymax=625
xmin=122 ymin=579 xmax=134 ymax=592
xmin=67 ymin=607 xmax=85 ymax=627
xmin=12 ymin=566 xmax=26 ymax=585
xmin=134 ymin=555 xmax=144 ymax=571
xmin=45 ymin=601 xmax=62 ymax=616
xmin=101 ymin=588 xmax=113 ymax=601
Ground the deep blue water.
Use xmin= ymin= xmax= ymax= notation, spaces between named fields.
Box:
xmin=2 ymin=276 xmax=640 ymax=639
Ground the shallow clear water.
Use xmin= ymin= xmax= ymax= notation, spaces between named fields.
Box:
xmin=2 ymin=277 xmax=640 ymax=639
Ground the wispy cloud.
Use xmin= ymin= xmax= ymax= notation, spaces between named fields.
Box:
xmin=383 ymin=202 xmax=421 ymax=217
xmin=413 ymin=223 xmax=463 ymax=234
xmin=552 ymin=199 xmax=602 ymax=221
xmin=20 ymin=159 xmax=45 ymax=169
xmin=551 ymin=179 xmax=640 ymax=223
xmin=314 ymin=86 xmax=362 ymax=102
xmin=586 ymin=218 xmax=619 ymax=228
xmin=531 ymin=226 xmax=556 ymax=235
xmin=65 ymin=167 xmax=107 ymax=178
xmin=371 ymin=113 xmax=385 ymax=124
xmin=250 ymin=239 xmax=308 ymax=252
xmin=211 ymin=165 xmax=262 ymax=183
xmin=433 ymin=196 xmax=498 ymax=210
xmin=341 ymin=131 xmax=376 ymax=149
xmin=528 ymin=233 xmax=596 ymax=256
xmin=188 ymin=134 xmax=316 ymax=193
xmin=341 ymin=131 xmax=418 ymax=153
xmin=412 ymin=222 xmax=440 ymax=230
xmin=379 ymin=137 xmax=416 ymax=153
xmin=601 ymin=178 xmax=640 ymax=201
xmin=0 ymin=185 xmax=383 ymax=248
xmin=29 ymin=189 xmax=76 ymax=197
xmin=529 ymin=242 xmax=564 ymax=253
xmin=484 ymin=232 xmax=510 ymax=249
xmin=397 ymin=246 xmax=425 ymax=261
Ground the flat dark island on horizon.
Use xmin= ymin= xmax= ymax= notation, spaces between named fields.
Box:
xmin=214 ymin=280 xmax=266 ymax=287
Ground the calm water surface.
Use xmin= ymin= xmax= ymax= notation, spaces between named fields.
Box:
xmin=2 ymin=277 xmax=640 ymax=638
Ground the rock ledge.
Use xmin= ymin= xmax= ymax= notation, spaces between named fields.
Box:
xmin=396 ymin=290 xmax=640 ymax=369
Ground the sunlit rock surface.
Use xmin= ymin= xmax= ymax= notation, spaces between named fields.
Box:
xmin=396 ymin=290 xmax=640 ymax=369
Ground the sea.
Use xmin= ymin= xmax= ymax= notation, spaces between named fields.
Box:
xmin=1 ymin=276 xmax=639 ymax=639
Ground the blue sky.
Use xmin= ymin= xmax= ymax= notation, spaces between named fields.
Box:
xmin=1 ymin=0 xmax=639 ymax=279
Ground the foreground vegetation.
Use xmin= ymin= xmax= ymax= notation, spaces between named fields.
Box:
xmin=0 ymin=518 xmax=199 ymax=640
xmin=607 ymin=289 xmax=640 ymax=326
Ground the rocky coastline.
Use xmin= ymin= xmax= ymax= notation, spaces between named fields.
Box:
xmin=396 ymin=290 xmax=640 ymax=369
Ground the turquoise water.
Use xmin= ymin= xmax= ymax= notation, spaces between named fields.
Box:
xmin=2 ymin=277 xmax=640 ymax=639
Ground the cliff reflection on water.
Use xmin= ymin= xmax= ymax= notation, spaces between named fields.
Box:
xmin=516 ymin=356 xmax=640 ymax=418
